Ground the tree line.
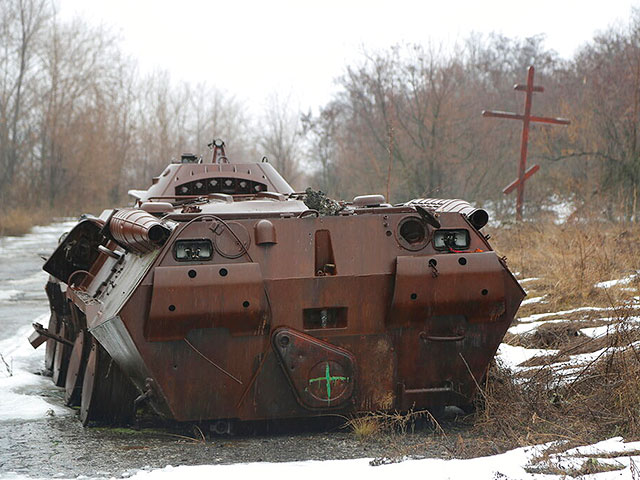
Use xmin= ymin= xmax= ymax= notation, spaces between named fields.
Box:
xmin=303 ymin=17 xmax=640 ymax=222
xmin=0 ymin=0 xmax=299 ymax=217
xmin=1 ymin=0 xmax=639 ymax=223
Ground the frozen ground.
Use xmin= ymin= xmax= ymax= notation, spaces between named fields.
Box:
xmin=2 ymin=222 xmax=640 ymax=479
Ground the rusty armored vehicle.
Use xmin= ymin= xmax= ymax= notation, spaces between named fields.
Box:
xmin=30 ymin=140 xmax=525 ymax=429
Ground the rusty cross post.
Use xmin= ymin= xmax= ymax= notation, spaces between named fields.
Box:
xmin=482 ymin=66 xmax=570 ymax=221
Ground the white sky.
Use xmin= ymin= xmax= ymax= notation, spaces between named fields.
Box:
xmin=57 ymin=0 xmax=637 ymax=114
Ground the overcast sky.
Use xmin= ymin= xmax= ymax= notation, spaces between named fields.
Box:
xmin=58 ymin=0 xmax=637 ymax=114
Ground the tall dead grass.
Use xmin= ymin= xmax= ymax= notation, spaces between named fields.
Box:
xmin=458 ymin=220 xmax=640 ymax=456
xmin=0 ymin=208 xmax=54 ymax=236
xmin=488 ymin=221 xmax=640 ymax=311
xmin=470 ymin=321 xmax=640 ymax=453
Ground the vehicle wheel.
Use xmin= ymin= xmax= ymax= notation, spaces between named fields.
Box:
xmin=44 ymin=313 xmax=59 ymax=373
xmin=64 ymin=330 xmax=89 ymax=406
xmin=211 ymin=419 xmax=234 ymax=435
xmin=427 ymin=405 xmax=445 ymax=421
xmin=80 ymin=341 xmax=137 ymax=426
xmin=52 ymin=323 xmax=72 ymax=387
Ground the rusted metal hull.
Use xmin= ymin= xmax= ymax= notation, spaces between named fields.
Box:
xmin=35 ymin=140 xmax=525 ymax=425
xmin=86 ymin=211 xmax=522 ymax=423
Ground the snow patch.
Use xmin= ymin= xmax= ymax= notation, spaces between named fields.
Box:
xmin=124 ymin=445 xmax=541 ymax=480
xmin=6 ymin=271 xmax=48 ymax=286
xmin=518 ymin=306 xmax=615 ymax=323
xmin=0 ymin=316 xmax=71 ymax=421
xmin=595 ymin=274 xmax=637 ymax=289
xmin=123 ymin=438 xmax=640 ymax=480
xmin=518 ymin=277 xmax=540 ymax=284
xmin=0 ymin=220 xmax=75 ymax=257
xmin=0 ymin=289 xmax=21 ymax=302
xmin=546 ymin=196 xmax=575 ymax=225
xmin=508 ymin=319 xmax=566 ymax=335
xmin=580 ymin=325 xmax=614 ymax=338
xmin=564 ymin=437 xmax=640 ymax=456
xmin=521 ymin=295 xmax=546 ymax=306
xmin=497 ymin=344 xmax=557 ymax=370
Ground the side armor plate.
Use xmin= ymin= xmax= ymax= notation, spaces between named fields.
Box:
xmin=272 ymin=328 xmax=356 ymax=409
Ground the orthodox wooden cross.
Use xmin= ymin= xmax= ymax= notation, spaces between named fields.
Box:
xmin=482 ymin=66 xmax=570 ymax=221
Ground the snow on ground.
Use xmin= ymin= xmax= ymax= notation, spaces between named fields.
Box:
xmin=0 ymin=314 xmax=70 ymax=421
xmin=0 ymin=221 xmax=75 ymax=257
xmin=0 ymin=289 xmax=21 ymax=302
xmin=497 ymin=343 xmax=558 ymax=370
xmin=508 ymin=318 xmax=566 ymax=335
xmin=595 ymin=274 xmax=638 ymax=289
xmin=520 ymin=295 xmax=546 ymax=306
xmin=545 ymin=196 xmax=576 ymax=225
xmin=496 ymin=342 xmax=616 ymax=380
xmin=518 ymin=306 xmax=621 ymax=323
xmin=509 ymin=314 xmax=640 ymax=338
xmin=565 ymin=437 xmax=640 ymax=456
xmin=3 ymin=439 xmax=640 ymax=480
xmin=6 ymin=271 xmax=49 ymax=286
xmin=577 ymin=320 xmax=640 ymax=338
xmin=517 ymin=277 xmax=540 ymax=284
xmin=109 ymin=438 xmax=640 ymax=480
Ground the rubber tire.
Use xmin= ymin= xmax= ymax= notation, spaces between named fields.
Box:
xmin=64 ymin=330 xmax=89 ymax=406
xmin=52 ymin=323 xmax=71 ymax=387
xmin=44 ymin=313 xmax=59 ymax=372
xmin=80 ymin=341 xmax=137 ymax=426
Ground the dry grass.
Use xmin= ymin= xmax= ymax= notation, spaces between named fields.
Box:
xmin=348 ymin=415 xmax=383 ymax=440
xmin=488 ymin=221 xmax=640 ymax=312
xmin=479 ymin=324 xmax=640 ymax=441
xmin=345 ymin=408 xmax=444 ymax=441
xmin=0 ymin=207 xmax=55 ymax=236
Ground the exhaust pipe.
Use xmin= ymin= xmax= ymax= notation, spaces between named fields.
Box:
xmin=108 ymin=209 xmax=171 ymax=254
xmin=406 ymin=198 xmax=489 ymax=230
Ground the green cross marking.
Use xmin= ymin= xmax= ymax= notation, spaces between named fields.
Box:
xmin=309 ymin=362 xmax=348 ymax=404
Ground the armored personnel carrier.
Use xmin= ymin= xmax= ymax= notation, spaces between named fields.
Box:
xmin=30 ymin=140 xmax=525 ymax=428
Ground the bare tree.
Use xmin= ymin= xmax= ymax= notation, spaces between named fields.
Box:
xmin=0 ymin=0 xmax=50 ymax=203
xmin=259 ymin=93 xmax=303 ymax=186
xmin=301 ymin=102 xmax=341 ymax=194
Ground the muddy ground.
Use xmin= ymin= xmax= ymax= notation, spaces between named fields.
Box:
xmin=1 ymin=408 xmax=473 ymax=478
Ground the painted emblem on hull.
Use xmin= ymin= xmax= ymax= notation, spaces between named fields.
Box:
xmin=307 ymin=361 xmax=350 ymax=404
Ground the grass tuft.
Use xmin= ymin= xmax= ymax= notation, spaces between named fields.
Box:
xmin=348 ymin=415 xmax=382 ymax=440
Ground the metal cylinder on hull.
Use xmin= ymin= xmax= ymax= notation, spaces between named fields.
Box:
xmin=406 ymin=198 xmax=489 ymax=230
xmin=108 ymin=209 xmax=171 ymax=254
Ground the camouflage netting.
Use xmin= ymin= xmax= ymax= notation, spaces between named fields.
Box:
xmin=303 ymin=188 xmax=344 ymax=216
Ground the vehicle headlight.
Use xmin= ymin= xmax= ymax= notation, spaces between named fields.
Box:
xmin=174 ymin=239 xmax=213 ymax=261
xmin=433 ymin=229 xmax=470 ymax=251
